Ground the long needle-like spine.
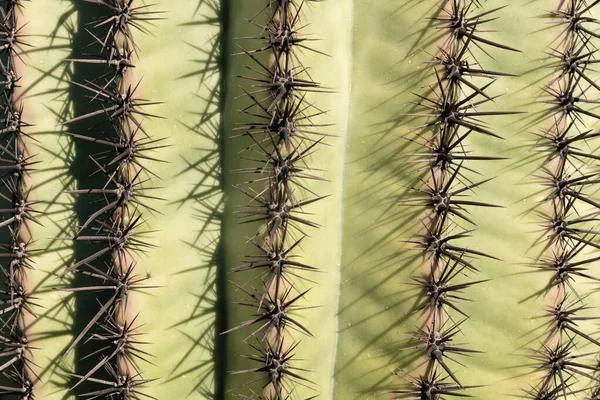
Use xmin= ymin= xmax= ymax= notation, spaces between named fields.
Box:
xmin=393 ymin=0 xmax=517 ymax=397
xmin=525 ymin=2 xmax=600 ymax=399
xmin=226 ymin=1 xmax=328 ymax=398
xmin=57 ymin=1 xmax=163 ymax=397
xmin=0 ymin=1 xmax=37 ymax=398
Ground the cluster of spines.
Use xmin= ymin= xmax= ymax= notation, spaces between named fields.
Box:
xmin=393 ymin=1 xmax=518 ymax=397
xmin=57 ymin=1 xmax=163 ymax=398
xmin=0 ymin=1 xmax=37 ymax=398
xmin=525 ymin=1 xmax=600 ymax=398
xmin=226 ymin=1 xmax=327 ymax=398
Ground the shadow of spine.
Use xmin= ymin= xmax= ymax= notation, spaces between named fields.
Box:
xmin=60 ymin=1 xmax=119 ymax=396
xmin=391 ymin=1 xmax=519 ymax=397
xmin=166 ymin=0 xmax=229 ymax=398
xmin=0 ymin=1 xmax=38 ymax=398
xmin=57 ymin=0 xmax=162 ymax=398
xmin=523 ymin=2 xmax=600 ymax=398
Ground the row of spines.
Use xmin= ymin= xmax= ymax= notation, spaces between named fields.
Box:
xmin=56 ymin=1 xmax=163 ymax=398
xmin=526 ymin=2 xmax=600 ymax=399
xmin=0 ymin=1 xmax=36 ymax=398
xmin=226 ymin=1 xmax=327 ymax=399
xmin=393 ymin=0 xmax=518 ymax=397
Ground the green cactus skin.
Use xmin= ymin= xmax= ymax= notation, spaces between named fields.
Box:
xmin=10 ymin=0 xmax=600 ymax=399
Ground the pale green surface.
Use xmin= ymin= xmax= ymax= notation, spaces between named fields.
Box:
xmin=132 ymin=0 xmax=223 ymax=399
xmin=335 ymin=1 xmax=600 ymax=400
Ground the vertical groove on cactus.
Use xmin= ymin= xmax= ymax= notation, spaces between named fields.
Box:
xmin=56 ymin=1 xmax=163 ymax=397
xmin=0 ymin=1 xmax=36 ymax=398
xmin=225 ymin=0 xmax=328 ymax=398
xmin=166 ymin=0 xmax=229 ymax=397
xmin=393 ymin=1 xmax=518 ymax=396
xmin=525 ymin=1 xmax=600 ymax=397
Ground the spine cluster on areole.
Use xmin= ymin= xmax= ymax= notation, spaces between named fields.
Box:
xmin=226 ymin=0 xmax=328 ymax=399
xmin=0 ymin=1 xmax=36 ymax=398
xmin=526 ymin=2 xmax=600 ymax=398
xmin=393 ymin=1 xmax=519 ymax=397
xmin=57 ymin=1 xmax=163 ymax=398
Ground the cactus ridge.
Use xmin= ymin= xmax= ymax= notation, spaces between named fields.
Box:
xmin=525 ymin=1 xmax=600 ymax=398
xmin=55 ymin=0 xmax=164 ymax=398
xmin=0 ymin=1 xmax=38 ymax=398
xmin=227 ymin=1 xmax=328 ymax=398
xmin=394 ymin=0 xmax=517 ymax=397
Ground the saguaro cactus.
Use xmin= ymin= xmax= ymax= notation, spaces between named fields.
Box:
xmin=5 ymin=0 xmax=600 ymax=399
